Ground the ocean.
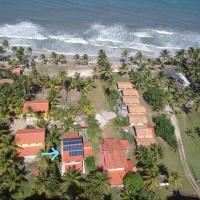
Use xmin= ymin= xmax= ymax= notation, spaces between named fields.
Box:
xmin=0 ymin=0 xmax=200 ymax=57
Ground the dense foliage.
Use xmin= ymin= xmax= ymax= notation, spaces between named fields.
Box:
xmin=154 ymin=115 xmax=178 ymax=149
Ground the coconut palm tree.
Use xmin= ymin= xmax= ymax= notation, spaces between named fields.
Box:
xmin=0 ymin=46 xmax=4 ymax=55
xmin=34 ymin=171 xmax=60 ymax=198
xmin=46 ymin=125 xmax=61 ymax=151
xmin=99 ymin=63 xmax=112 ymax=81
xmin=160 ymin=49 xmax=170 ymax=63
xmin=50 ymin=52 xmax=58 ymax=64
xmin=58 ymin=54 xmax=67 ymax=64
xmin=83 ymin=171 xmax=110 ymax=200
xmin=2 ymin=40 xmax=9 ymax=51
xmin=169 ymin=171 xmax=182 ymax=189
xmin=81 ymin=54 xmax=89 ymax=65
xmin=119 ymin=62 xmax=129 ymax=76
xmin=39 ymin=53 xmax=47 ymax=64
xmin=26 ymin=47 xmax=33 ymax=56
xmin=93 ymin=66 xmax=99 ymax=82
xmin=121 ymin=50 xmax=129 ymax=61
xmin=73 ymin=54 xmax=80 ymax=64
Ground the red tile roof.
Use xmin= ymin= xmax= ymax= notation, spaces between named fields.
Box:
xmin=122 ymin=96 xmax=139 ymax=105
xmin=23 ymin=100 xmax=49 ymax=112
xmin=128 ymin=114 xmax=148 ymax=125
xmin=117 ymin=82 xmax=133 ymax=90
xmin=100 ymin=138 xmax=135 ymax=187
xmin=15 ymin=128 xmax=45 ymax=157
xmin=127 ymin=104 xmax=146 ymax=114
xmin=122 ymin=89 xmax=139 ymax=97
xmin=11 ymin=68 xmax=21 ymax=76
xmin=84 ymin=142 xmax=93 ymax=157
xmin=0 ymin=79 xmax=14 ymax=84
xmin=108 ymin=170 xmax=126 ymax=187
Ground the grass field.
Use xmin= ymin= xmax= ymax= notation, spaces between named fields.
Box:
xmin=157 ymin=137 xmax=195 ymax=199
xmin=178 ymin=112 xmax=200 ymax=184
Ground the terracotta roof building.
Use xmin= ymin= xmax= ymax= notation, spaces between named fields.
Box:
xmin=23 ymin=100 xmax=49 ymax=113
xmin=122 ymin=89 xmax=139 ymax=97
xmin=128 ymin=113 xmax=148 ymax=126
xmin=100 ymin=138 xmax=136 ymax=187
xmin=61 ymin=133 xmax=93 ymax=175
xmin=117 ymin=82 xmax=133 ymax=90
xmin=122 ymin=96 xmax=139 ymax=105
xmin=15 ymin=128 xmax=45 ymax=160
xmin=11 ymin=68 xmax=21 ymax=76
xmin=127 ymin=104 xmax=146 ymax=114
xmin=134 ymin=126 xmax=157 ymax=146
xmin=0 ymin=79 xmax=14 ymax=84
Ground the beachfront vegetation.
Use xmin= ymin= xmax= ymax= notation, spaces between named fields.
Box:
xmin=1 ymin=43 xmax=200 ymax=199
xmin=154 ymin=115 xmax=177 ymax=150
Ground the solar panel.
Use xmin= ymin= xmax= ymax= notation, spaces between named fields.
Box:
xmin=63 ymin=137 xmax=83 ymax=145
xmin=69 ymin=150 xmax=83 ymax=157
xmin=63 ymin=145 xmax=83 ymax=151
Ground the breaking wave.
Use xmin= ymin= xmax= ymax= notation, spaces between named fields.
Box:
xmin=0 ymin=21 xmax=200 ymax=57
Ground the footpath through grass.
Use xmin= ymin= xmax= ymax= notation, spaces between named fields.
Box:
xmin=178 ymin=112 xmax=200 ymax=184
xmin=156 ymin=137 xmax=195 ymax=199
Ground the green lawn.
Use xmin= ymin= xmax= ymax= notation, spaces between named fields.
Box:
xmin=178 ymin=112 xmax=200 ymax=184
xmin=157 ymin=137 xmax=195 ymax=199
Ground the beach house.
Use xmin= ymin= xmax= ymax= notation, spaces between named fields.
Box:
xmin=99 ymin=138 xmax=136 ymax=188
xmin=61 ymin=133 xmax=93 ymax=175
xmin=15 ymin=128 xmax=45 ymax=161
xmin=23 ymin=100 xmax=49 ymax=113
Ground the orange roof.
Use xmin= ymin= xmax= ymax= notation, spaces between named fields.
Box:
xmin=135 ymin=137 xmax=157 ymax=146
xmin=108 ymin=170 xmax=126 ymax=187
xmin=16 ymin=128 xmax=45 ymax=145
xmin=117 ymin=82 xmax=133 ymax=90
xmin=84 ymin=142 xmax=93 ymax=157
xmin=127 ymin=104 xmax=146 ymax=114
xmin=122 ymin=96 xmax=139 ymax=105
xmin=122 ymin=89 xmax=139 ymax=97
xmin=100 ymin=139 xmax=130 ymax=170
xmin=128 ymin=114 xmax=148 ymax=125
xmin=64 ymin=162 xmax=83 ymax=172
xmin=135 ymin=126 xmax=156 ymax=139
xmin=0 ymin=79 xmax=14 ymax=84
xmin=15 ymin=128 xmax=45 ymax=157
xmin=11 ymin=68 xmax=21 ymax=76
xmin=23 ymin=100 xmax=49 ymax=112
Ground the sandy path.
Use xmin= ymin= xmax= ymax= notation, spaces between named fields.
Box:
xmin=165 ymin=105 xmax=200 ymax=198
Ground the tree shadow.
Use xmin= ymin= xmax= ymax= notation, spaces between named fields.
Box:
xmin=167 ymin=190 xmax=199 ymax=200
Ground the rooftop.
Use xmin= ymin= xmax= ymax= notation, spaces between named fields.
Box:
xmin=15 ymin=128 xmax=45 ymax=157
xmin=122 ymin=96 xmax=139 ymax=105
xmin=122 ymin=89 xmax=139 ymax=97
xmin=117 ymin=82 xmax=133 ymax=90
xmin=23 ymin=100 xmax=49 ymax=112
xmin=128 ymin=113 xmax=148 ymax=125
xmin=127 ymin=104 xmax=146 ymax=114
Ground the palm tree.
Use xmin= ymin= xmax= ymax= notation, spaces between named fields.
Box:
xmin=119 ymin=62 xmax=129 ymax=76
xmin=0 ymin=46 xmax=4 ymax=55
xmin=99 ymin=63 xmax=112 ymax=81
xmin=121 ymin=50 xmax=129 ymax=60
xmin=2 ymin=40 xmax=9 ymax=51
xmin=50 ymin=52 xmax=58 ymax=64
xmin=58 ymin=54 xmax=67 ymax=64
xmin=26 ymin=47 xmax=33 ymax=56
xmin=81 ymin=54 xmax=89 ymax=65
xmin=83 ymin=171 xmax=110 ymax=200
xmin=160 ymin=49 xmax=170 ymax=63
xmin=143 ymin=167 xmax=160 ymax=191
xmin=46 ymin=125 xmax=61 ymax=151
xmin=11 ymin=46 xmax=17 ymax=55
xmin=169 ymin=171 xmax=182 ymax=189
xmin=73 ymin=54 xmax=80 ymax=64
xmin=34 ymin=171 xmax=60 ymax=198
xmin=39 ymin=53 xmax=47 ymax=64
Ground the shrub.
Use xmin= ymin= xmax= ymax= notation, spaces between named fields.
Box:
xmin=154 ymin=115 xmax=177 ymax=149
xmin=85 ymin=156 xmax=96 ymax=173
xmin=143 ymin=85 xmax=166 ymax=110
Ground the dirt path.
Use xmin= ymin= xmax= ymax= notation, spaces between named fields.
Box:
xmin=165 ymin=105 xmax=200 ymax=198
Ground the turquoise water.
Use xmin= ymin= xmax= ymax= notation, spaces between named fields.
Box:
xmin=0 ymin=0 xmax=200 ymax=56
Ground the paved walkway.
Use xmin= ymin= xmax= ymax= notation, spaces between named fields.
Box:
xmin=165 ymin=105 xmax=200 ymax=198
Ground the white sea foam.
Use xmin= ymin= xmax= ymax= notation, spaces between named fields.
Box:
xmin=0 ymin=21 xmax=200 ymax=57
xmin=153 ymin=30 xmax=175 ymax=35
xmin=132 ymin=32 xmax=152 ymax=38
